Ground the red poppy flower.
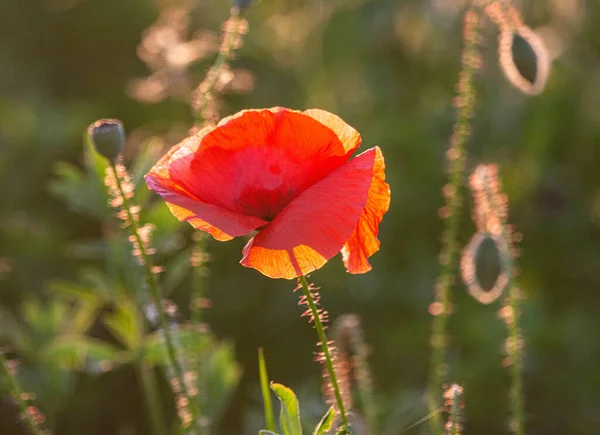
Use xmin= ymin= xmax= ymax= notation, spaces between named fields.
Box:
xmin=145 ymin=107 xmax=390 ymax=279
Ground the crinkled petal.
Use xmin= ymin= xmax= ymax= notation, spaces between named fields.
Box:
xmin=168 ymin=108 xmax=361 ymax=220
xmin=145 ymin=127 xmax=268 ymax=241
xmin=341 ymin=146 xmax=390 ymax=273
xmin=240 ymin=148 xmax=379 ymax=279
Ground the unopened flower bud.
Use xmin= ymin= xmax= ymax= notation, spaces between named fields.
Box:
xmin=88 ymin=119 xmax=125 ymax=160
xmin=234 ymin=0 xmax=253 ymax=12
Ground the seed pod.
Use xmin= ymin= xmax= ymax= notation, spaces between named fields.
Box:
xmin=461 ymin=231 xmax=509 ymax=304
xmin=88 ymin=119 xmax=125 ymax=160
xmin=234 ymin=0 xmax=253 ymax=12
xmin=498 ymin=25 xmax=550 ymax=95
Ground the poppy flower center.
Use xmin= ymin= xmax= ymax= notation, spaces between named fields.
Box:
xmin=237 ymin=185 xmax=297 ymax=221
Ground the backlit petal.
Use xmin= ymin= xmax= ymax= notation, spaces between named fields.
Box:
xmin=168 ymin=108 xmax=361 ymax=220
xmin=240 ymin=148 xmax=379 ymax=279
xmin=341 ymin=146 xmax=390 ymax=273
xmin=145 ymin=128 xmax=268 ymax=241
xmin=303 ymin=109 xmax=361 ymax=155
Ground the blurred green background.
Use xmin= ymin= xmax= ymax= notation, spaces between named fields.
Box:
xmin=1 ymin=0 xmax=599 ymax=434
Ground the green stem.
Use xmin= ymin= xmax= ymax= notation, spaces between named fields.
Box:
xmin=110 ymin=163 xmax=200 ymax=432
xmin=137 ymin=363 xmax=167 ymax=435
xmin=427 ymin=5 xmax=480 ymax=433
xmin=195 ymin=11 xmax=245 ymax=122
xmin=448 ymin=385 xmax=462 ymax=435
xmin=482 ymin=172 xmax=524 ymax=435
xmin=298 ymin=276 xmax=350 ymax=433
xmin=0 ymin=353 xmax=42 ymax=435
xmin=190 ymin=234 xmax=205 ymax=325
xmin=506 ymin=288 xmax=524 ymax=435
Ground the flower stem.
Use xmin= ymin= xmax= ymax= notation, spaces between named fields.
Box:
xmin=506 ymin=287 xmax=524 ymax=435
xmin=137 ymin=362 xmax=167 ymax=435
xmin=0 ymin=353 xmax=42 ymax=435
xmin=298 ymin=276 xmax=350 ymax=433
xmin=193 ymin=9 xmax=247 ymax=122
xmin=427 ymin=6 xmax=481 ymax=433
xmin=190 ymin=233 xmax=206 ymax=324
xmin=109 ymin=162 xmax=200 ymax=432
xmin=481 ymin=171 xmax=524 ymax=435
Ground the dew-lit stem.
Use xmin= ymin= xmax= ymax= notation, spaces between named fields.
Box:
xmin=446 ymin=384 xmax=463 ymax=435
xmin=298 ymin=276 xmax=350 ymax=433
xmin=449 ymin=393 xmax=460 ymax=435
xmin=109 ymin=162 xmax=200 ymax=432
xmin=505 ymin=287 xmax=524 ymax=435
xmin=0 ymin=354 xmax=42 ymax=435
xmin=428 ymin=5 xmax=481 ymax=433
xmin=480 ymin=171 xmax=524 ymax=435
xmin=194 ymin=9 xmax=246 ymax=122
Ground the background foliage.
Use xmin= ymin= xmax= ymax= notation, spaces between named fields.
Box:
xmin=1 ymin=0 xmax=599 ymax=434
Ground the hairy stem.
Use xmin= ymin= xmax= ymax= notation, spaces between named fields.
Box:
xmin=110 ymin=163 xmax=200 ymax=432
xmin=0 ymin=354 xmax=42 ymax=435
xmin=427 ymin=5 xmax=481 ymax=433
xmin=506 ymin=288 xmax=524 ymax=435
xmin=481 ymin=172 xmax=524 ymax=435
xmin=298 ymin=276 xmax=350 ymax=433
xmin=194 ymin=10 xmax=246 ymax=122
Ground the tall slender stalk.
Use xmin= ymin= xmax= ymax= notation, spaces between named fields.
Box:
xmin=190 ymin=233 xmax=207 ymax=325
xmin=444 ymin=384 xmax=464 ymax=435
xmin=505 ymin=286 xmax=524 ymax=435
xmin=298 ymin=276 xmax=350 ymax=433
xmin=479 ymin=169 xmax=524 ymax=435
xmin=192 ymin=9 xmax=248 ymax=123
xmin=109 ymin=162 xmax=200 ymax=432
xmin=427 ymin=6 xmax=482 ymax=433
xmin=0 ymin=354 xmax=43 ymax=435
xmin=137 ymin=362 xmax=167 ymax=435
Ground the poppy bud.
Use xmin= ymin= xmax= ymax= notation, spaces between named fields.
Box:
xmin=88 ymin=119 xmax=125 ymax=160
xmin=234 ymin=0 xmax=253 ymax=12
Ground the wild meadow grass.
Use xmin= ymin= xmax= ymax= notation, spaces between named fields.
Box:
xmin=0 ymin=1 xmax=568 ymax=434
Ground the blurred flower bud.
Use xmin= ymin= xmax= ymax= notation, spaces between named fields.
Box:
xmin=88 ymin=119 xmax=125 ymax=160
xmin=234 ymin=0 xmax=253 ymax=12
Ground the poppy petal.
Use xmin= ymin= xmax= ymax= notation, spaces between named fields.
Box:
xmin=240 ymin=147 xmax=379 ymax=279
xmin=341 ymin=146 xmax=390 ymax=273
xmin=148 ymin=183 xmax=268 ymax=241
xmin=167 ymin=108 xmax=361 ymax=221
xmin=145 ymin=128 xmax=268 ymax=241
xmin=303 ymin=109 xmax=361 ymax=155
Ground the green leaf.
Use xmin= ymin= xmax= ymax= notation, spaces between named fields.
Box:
xmin=314 ymin=407 xmax=335 ymax=435
xmin=49 ymin=279 xmax=105 ymax=305
xmin=0 ymin=303 xmax=25 ymax=347
xmin=41 ymin=335 xmax=125 ymax=373
xmin=271 ymin=383 xmax=302 ymax=435
xmin=48 ymin=137 xmax=110 ymax=219
xmin=259 ymin=431 xmax=279 ymax=435
xmin=140 ymin=325 xmax=212 ymax=366
xmin=103 ymin=300 xmax=141 ymax=350
xmin=201 ymin=340 xmax=242 ymax=422
xmin=259 ymin=348 xmax=277 ymax=432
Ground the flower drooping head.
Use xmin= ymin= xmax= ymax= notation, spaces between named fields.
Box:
xmin=145 ymin=108 xmax=390 ymax=279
